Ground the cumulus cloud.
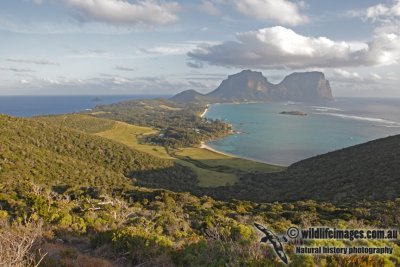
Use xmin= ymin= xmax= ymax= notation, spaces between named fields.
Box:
xmin=233 ymin=0 xmax=308 ymax=26
xmin=7 ymin=58 xmax=59 ymax=66
xmin=365 ymin=0 xmax=400 ymax=21
xmin=348 ymin=0 xmax=400 ymax=22
xmin=63 ymin=0 xmax=180 ymax=26
xmin=188 ymin=26 xmax=400 ymax=69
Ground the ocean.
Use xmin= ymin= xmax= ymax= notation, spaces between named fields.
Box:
xmin=0 ymin=95 xmax=167 ymax=117
xmin=204 ymin=97 xmax=400 ymax=166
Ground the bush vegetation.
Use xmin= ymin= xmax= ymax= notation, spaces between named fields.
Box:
xmin=1 ymin=113 xmax=399 ymax=266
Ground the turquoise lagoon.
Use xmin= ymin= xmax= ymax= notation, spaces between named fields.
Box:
xmin=204 ymin=97 xmax=400 ymax=166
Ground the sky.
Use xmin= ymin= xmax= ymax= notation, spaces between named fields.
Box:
xmin=0 ymin=0 xmax=399 ymax=97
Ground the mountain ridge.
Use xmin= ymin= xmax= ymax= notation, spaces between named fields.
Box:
xmin=171 ymin=70 xmax=334 ymax=103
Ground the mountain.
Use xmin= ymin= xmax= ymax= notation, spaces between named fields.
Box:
xmin=170 ymin=89 xmax=208 ymax=103
xmin=171 ymin=70 xmax=334 ymax=103
xmin=275 ymin=71 xmax=333 ymax=102
xmin=207 ymin=70 xmax=273 ymax=102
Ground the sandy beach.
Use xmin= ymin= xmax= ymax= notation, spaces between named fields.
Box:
xmin=200 ymin=141 xmax=284 ymax=166
xmin=200 ymin=141 xmax=233 ymax=157
xmin=200 ymin=104 xmax=209 ymax=118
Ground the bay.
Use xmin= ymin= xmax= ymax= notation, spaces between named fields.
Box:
xmin=204 ymin=97 xmax=400 ymax=166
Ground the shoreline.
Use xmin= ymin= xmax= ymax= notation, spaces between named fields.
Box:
xmin=200 ymin=104 xmax=209 ymax=118
xmin=199 ymin=103 xmax=285 ymax=167
xmin=200 ymin=142 xmax=287 ymax=167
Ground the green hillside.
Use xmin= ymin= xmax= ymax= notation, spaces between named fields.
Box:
xmin=0 ymin=114 xmax=190 ymax=190
xmin=208 ymin=134 xmax=400 ymax=203
xmin=0 ymin=114 xmax=399 ymax=266
xmin=88 ymin=98 xmax=231 ymax=147
xmin=34 ymin=114 xmax=280 ymax=188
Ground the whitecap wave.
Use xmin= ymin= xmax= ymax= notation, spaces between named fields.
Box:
xmin=315 ymin=112 xmax=400 ymax=126
xmin=312 ymin=106 xmax=343 ymax=112
xmin=380 ymin=125 xmax=400 ymax=128
xmin=284 ymin=101 xmax=302 ymax=106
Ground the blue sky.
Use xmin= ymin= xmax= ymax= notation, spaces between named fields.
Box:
xmin=0 ymin=0 xmax=399 ymax=96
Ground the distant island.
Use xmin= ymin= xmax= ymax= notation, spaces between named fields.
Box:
xmin=92 ymin=97 xmax=103 ymax=102
xmin=279 ymin=111 xmax=308 ymax=116
xmin=171 ymin=70 xmax=334 ymax=104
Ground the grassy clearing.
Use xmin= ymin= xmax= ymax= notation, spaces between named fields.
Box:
xmin=159 ymin=104 xmax=182 ymax=111
xmin=175 ymin=159 xmax=237 ymax=187
xmin=96 ymin=122 xmax=173 ymax=159
xmin=95 ymin=122 xmax=239 ymax=187
xmin=95 ymin=122 xmax=282 ymax=187
xmin=43 ymin=114 xmax=281 ymax=188
xmin=175 ymin=147 xmax=284 ymax=173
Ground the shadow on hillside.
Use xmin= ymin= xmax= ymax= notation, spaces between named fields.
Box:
xmin=132 ymin=152 xmax=400 ymax=204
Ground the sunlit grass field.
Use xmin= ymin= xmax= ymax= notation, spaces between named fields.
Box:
xmin=36 ymin=114 xmax=283 ymax=187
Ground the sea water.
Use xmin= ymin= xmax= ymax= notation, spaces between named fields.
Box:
xmin=0 ymin=95 xmax=167 ymax=117
xmin=204 ymin=97 xmax=400 ymax=166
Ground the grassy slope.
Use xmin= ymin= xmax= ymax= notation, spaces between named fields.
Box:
xmin=96 ymin=121 xmax=173 ymax=160
xmin=95 ymin=121 xmax=238 ymax=187
xmin=89 ymin=117 xmax=285 ymax=187
xmin=0 ymin=115 xmax=180 ymax=196
xmin=35 ymin=114 xmax=281 ymax=187
xmin=176 ymin=147 xmax=283 ymax=173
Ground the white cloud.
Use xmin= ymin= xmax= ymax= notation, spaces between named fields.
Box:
xmin=349 ymin=0 xmax=400 ymax=22
xmin=332 ymin=68 xmax=385 ymax=85
xmin=0 ymin=66 xmax=35 ymax=73
xmin=66 ymin=49 xmax=112 ymax=59
xmin=137 ymin=42 xmax=213 ymax=56
xmin=20 ymin=79 xmax=30 ymax=85
xmin=198 ymin=1 xmax=221 ymax=16
xmin=366 ymin=4 xmax=390 ymax=20
xmin=7 ymin=58 xmax=59 ymax=66
xmin=333 ymin=69 xmax=361 ymax=80
xmin=370 ymin=73 xmax=382 ymax=80
xmin=188 ymin=26 xmax=400 ymax=69
xmin=63 ymin=0 xmax=180 ymax=26
xmin=15 ymin=73 xmax=212 ymax=94
xmin=366 ymin=0 xmax=400 ymax=21
xmin=233 ymin=0 xmax=308 ymax=26
xmin=115 ymin=65 xmax=135 ymax=72
xmin=139 ymin=46 xmax=188 ymax=55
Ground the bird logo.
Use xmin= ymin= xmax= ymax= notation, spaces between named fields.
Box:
xmin=254 ymin=222 xmax=289 ymax=264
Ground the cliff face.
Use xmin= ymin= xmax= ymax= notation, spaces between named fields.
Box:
xmin=275 ymin=72 xmax=334 ymax=102
xmin=207 ymin=70 xmax=273 ymax=102
xmin=171 ymin=70 xmax=334 ymax=103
